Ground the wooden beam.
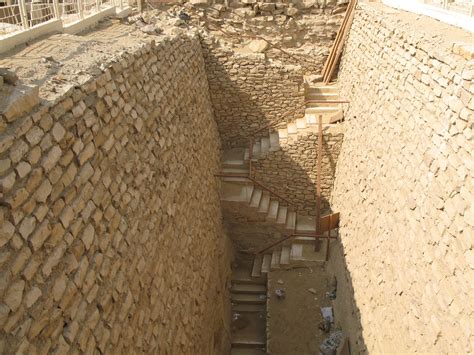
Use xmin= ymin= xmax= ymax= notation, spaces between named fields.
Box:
xmin=324 ymin=0 xmax=357 ymax=83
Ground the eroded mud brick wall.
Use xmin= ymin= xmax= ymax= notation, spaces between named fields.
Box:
xmin=201 ymin=37 xmax=305 ymax=148
xmin=252 ymin=126 xmax=344 ymax=215
xmin=331 ymin=3 xmax=474 ymax=353
xmin=0 ymin=34 xmax=232 ymax=354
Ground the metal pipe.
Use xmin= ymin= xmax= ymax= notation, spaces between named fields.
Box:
xmin=325 ymin=214 xmax=331 ymax=261
xmin=315 ymin=114 xmax=323 ymax=251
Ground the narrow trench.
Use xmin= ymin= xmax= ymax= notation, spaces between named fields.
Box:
xmin=225 ymin=82 xmax=348 ymax=354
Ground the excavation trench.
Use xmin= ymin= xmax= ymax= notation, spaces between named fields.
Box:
xmin=0 ymin=1 xmax=472 ymax=354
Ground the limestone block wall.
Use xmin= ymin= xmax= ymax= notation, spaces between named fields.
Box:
xmin=0 ymin=33 xmax=232 ymax=354
xmin=201 ymin=38 xmax=305 ymax=148
xmin=331 ymin=3 xmax=474 ymax=353
xmin=253 ymin=126 xmax=344 ymax=215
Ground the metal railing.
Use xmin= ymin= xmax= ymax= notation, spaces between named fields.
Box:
xmin=421 ymin=0 xmax=473 ymax=16
xmin=0 ymin=0 xmax=128 ymax=38
xmin=0 ymin=4 xmax=22 ymax=35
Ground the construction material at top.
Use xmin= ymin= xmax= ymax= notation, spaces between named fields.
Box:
xmin=321 ymin=0 xmax=358 ymax=84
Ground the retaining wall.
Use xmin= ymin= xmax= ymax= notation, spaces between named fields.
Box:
xmin=331 ymin=3 xmax=474 ymax=353
xmin=0 ymin=32 xmax=232 ymax=354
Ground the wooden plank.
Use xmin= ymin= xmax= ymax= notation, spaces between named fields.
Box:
xmin=324 ymin=0 xmax=358 ymax=83
xmin=320 ymin=212 xmax=340 ymax=233
xmin=323 ymin=0 xmax=356 ymax=82
xmin=321 ymin=0 xmax=353 ymax=78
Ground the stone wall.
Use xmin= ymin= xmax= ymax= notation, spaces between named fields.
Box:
xmin=253 ymin=126 xmax=344 ymax=215
xmin=331 ymin=3 xmax=474 ymax=353
xmin=201 ymin=38 xmax=305 ymax=148
xmin=0 ymin=33 xmax=232 ymax=354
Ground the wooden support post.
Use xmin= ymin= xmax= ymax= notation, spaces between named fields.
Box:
xmin=18 ymin=0 xmax=29 ymax=30
xmin=96 ymin=0 xmax=100 ymax=12
xmin=315 ymin=114 xmax=323 ymax=251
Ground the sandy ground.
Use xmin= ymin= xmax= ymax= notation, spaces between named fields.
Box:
xmin=0 ymin=18 xmax=169 ymax=103
xmin=267 ymin=262 xmax=335 ymax=355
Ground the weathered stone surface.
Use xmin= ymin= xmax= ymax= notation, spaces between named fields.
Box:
xmin=247 ymin=39 xmax=270 ymax=53
xmin=4 ymin=280 xmax=25 ymax=311
xmin=330 ymin=4 xmax=474 ymax=354
xmin=0 ymin=32 xmax=232 ymax=354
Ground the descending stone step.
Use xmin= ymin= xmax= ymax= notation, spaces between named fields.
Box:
xmin=231 ymin=348 xmax=266 ymax=355
xmin=280 ymin=246 xmax=291 ymax=265
xmin=222 ymin=167 xmax=249 ymax=175
xmin=276 ymin=206 xmax=288 ymax=225
xmin=251 ymin=255 xmax=263 ymax=277
xmin=278 ymin=128 xmax=288 ymax=140
xmin=222 ymin=148 xmax=246 ymax=167
xmin=249 ymin=189 xmax=263 ymax=208
xmin=286 ymin=211 xmax=296 ymax=230
xmin=306 ymin=84 xmax=339 ymax=94
xmin=233 ymin=268 xmax=266 ymax=285
xmin=221 ymin=183 xmax=254 ymax=202
xmin=305 ymin=111 xmax=340 ymax=125
xmin=305 ymin=106 xmax=340 ymax=114
xmin=296 ymin=215 xmax=316 ymax=232
xmin=294 ymin=236 xmax=317 ymax=244
xmin=267 ymin=200 xmax=279 ymax=220
xmin=257 ymin=192 xmax=270 ymax=213
xmin=270 ymin=250 xmax=280 ymax=270
xmin=231 ymin=284 xmax=266 ymax=295
xmin=231 ymin=340 xmax=266 ymax=349
xmin=261 ymin=254 xmax=272 ymax=273
xmin=296 ymin=117 xmax=307 ymax=129
xmin=290 ymin=243 xmax=304 ymax=260
xmin=305 ymin=92 xmax=340 ymax=100
xmin=221 ymin=167 xmax=250 ymax=183
xmin=269 ymin=132 xmax=279 ymax=151
xmin=231 ymin=294 xmax=267 ymax=305
xmin=287 ymin=122 xmax=297 ymax=134
xmin=233 ymin=304 xmax=265 ymax=313
xmin=231 ymin=312 xmax=266 ymax=347
xmin=261 ymin=137 xmax=270 ymax=155
xmin=252 ymin=141 xmax=261 ymax=158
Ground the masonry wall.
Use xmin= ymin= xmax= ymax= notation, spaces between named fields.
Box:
xmin=331 ymin=3 xmax=474 ymax=353
xmin=253 ymin=126 xmax=344 ymax=215
xmin=201 ymin=38 xmax=305 ymax=148
xmin=0 ymin=34 xmax=232 ymax=354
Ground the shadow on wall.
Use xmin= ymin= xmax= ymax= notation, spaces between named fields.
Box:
xmin=252 ymin=129 xmax=344 ymax=215
xmin=200 ymin=36 xmax=306 ymax=149
xmin=327 ymin=240 xmax=368 ymax=354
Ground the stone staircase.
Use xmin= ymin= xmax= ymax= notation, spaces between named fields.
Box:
xmin=225 ymin=83 xmax=341 ymax=351
xmin=220 ymin=81 xmax=341 ymax=259
xmin=230 ymin=263 xmax=267 ymax=354
xmin=241 ymin=83 xmax=343 ymax=161
xmin=251 ymin=240 xmax=326 ymax=277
